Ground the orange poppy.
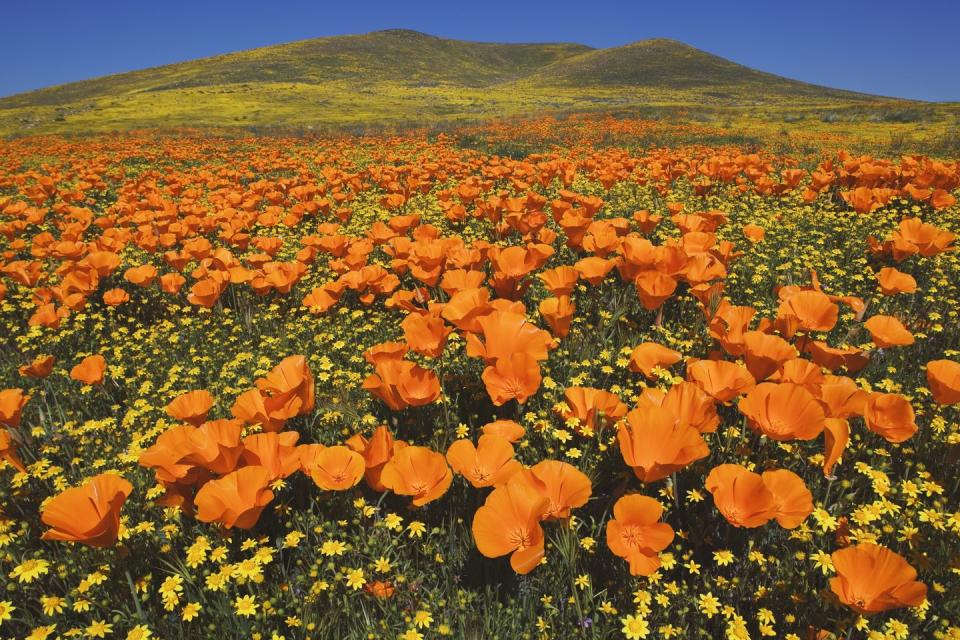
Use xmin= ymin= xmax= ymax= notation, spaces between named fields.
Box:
xmin=574 ymin=256 xmax=616 ymax=286
xmin=345 ymin=425 xmax=404 ymax=491
xmin=0 ymin=388 xmax=29 ymax=428
xmin=876 ymin=267 xmax=917 ymax=295
xmin=40 ymin=473 xmax=133 ymax=547
xmin=742 ymin=223 xmax=765 ymax=243
xmin=823 ymin=418 xmax=850 ymax=478
xmin=518 ymin=459 xmax=592 ymax=521
xmin=864 ymin=393 xmax=917 ymax=443
xmin=70 ymin=354 xmax=107 ymax=385
xmin=241 ymin=431 xmax=301 ymax=481
xmin=102 ymin=288 xmax=130 ymax=306
xmin=830 ymin=544 xmax=927 ymax=613
xmin=606 ymin=494 xmax=674 ymax=576
xmin=230 ymin=388 xmax=288 ymax=432
xmin=464 ymin=309 xmax=552 ymax=364
xmin=617 ymin=406 xmax=709 ymax=482
xmin=738 ymin=383 xmax=825 ymax=441
xmin=166 ymin=390 xmax=215 ymax=426
xmin=760 ymin=469 xmax=813 ymax=529
xmin=481 ymin=419 xmax=526 ymax=443
xmin=364 ymin=580 xmax=396 ymax=599
xmin=482 ymin=352 xmax=542 ymax=406
xmin=628 ymin=342 xmax=682 ymax=379
xmin=363 ymin=358 xmax=442 ymax=410
xmin=538 ymin=296 xmax=575 ymax=338
xmin=300 ymin=444 xmax=365 ymax=490
xmin=687 ymin=360 xmax=755 ymax=403
xmin=446 ymin=434 xmax=521 ymax=488
xmin=538 ymin=266 xmax=579 ymax=296
xmin=742 ymin=331 xmax=798 ymax=381
xmin=0 ymin=429 xmax=27 ymax=473
xmin=705 ymin=464 xmax=776 ymax=528
xmin=380 ymin=445 xmax=452 ymax=506
xmin=181 ymin=419 xmax=246 ymax=475
xmin=634 ymin=270 xmax=677 ymax=310
xmin=472 ymin=475 xmax=549 ymax=574
xmin=255 ymin=355 xmax=315 ymax=418
xmin=927 ymin=359 xmax=960 ymax=405
xmin=818 ymin=375 xmax=868 ymax=419
xmin=195 ymin=465 xmax=275 ymax=529
xmin=401 ymin=311 xmax=451 ymax=357
xmin=777 ymin=290 xmax=838 ymax=336
xmin=864 ymin=315 xmax=914 ymax=348
xmin=18 ymin=354 xmax=55 ymax=379
xmin=559 ymin=387 xmax=627 ymax=435
xmin=124 ymin=264 xmax=158 ymax=288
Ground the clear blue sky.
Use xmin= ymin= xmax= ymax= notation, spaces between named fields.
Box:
xmin=2 ymin=0 xmax=958 ymax=101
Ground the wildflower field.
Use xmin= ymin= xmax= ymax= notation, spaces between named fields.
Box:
xmin=0 ymin=115 xmax=958 ymax=639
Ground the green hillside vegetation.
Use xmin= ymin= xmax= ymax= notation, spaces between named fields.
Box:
xmin=0 ymin=29 xmax=934 ymax=136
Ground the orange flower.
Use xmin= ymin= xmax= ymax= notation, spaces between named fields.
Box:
xmin=0 ymin=388 xmax=29 ymax=428
xmin=742 ymin=331 xmax=798 ymax=381
xmin=606 ymin=494 xmax=674 ymax=576
xmin=687 ymin=360 xmax=755 ymax=403
xmin=574 ymin=256 xmax=616 ymax=286
xmin=520 ymin=459 xmax=592 ymax=520
xmin=255 ymin=355 xmax=315 ymax=417
xmin=777 ymin=290 xmax=838 ymax=336
xmin=380 ymin=445 xmax=452 ymax=506
xmin=364 ymin=580 xmax=396 ymax=599
xmin=927 ymin=359 xmax=960 ymax=405
xmin=481 ymin=352 xmax=542 ymax=406
xmin=472 ymin=476 xmax=549 ymax=574
xmin=742 ymin=223 xmax=765 ymax=243
xmin=538 ymin=296 xmax=575 ymax=338
xmin=830 ymin=544 xmax=927 ymax=613
xmin=705 ymin=464 xmax=776 ymax=528
xmin=823 ymin=418 xmax=850 ymax=478
xmin=628 ymin=342 xmax=682 ymax=379
xmin=876 ymin=267 xmax=917 ymax=295
xmin=738 ymin=383 xmax=825 ymax=441
xmin=70 ymin=354 xmax=106 ymax=385
xmin=195 ymin=465 xmax=275 ymax=529
xmin=617 ymin=406 xmax=709 ymax=482
xmin=346 ymin=425 xmax=403 ymax=491
xmin=559 ymin=387 xmax=627 ymax=435
xmin=818 ymin=375 xmax=868 ymax=419
xmin=0 ymin=429 xmax=27 ymax=473
xmin=241 ymin=431 xmax=301 ymax=481
xmin=18 ymin=354 xmax=55 ymax=379
xmin=102 ymin=288 xmax=130 ymax=306
xmin=401 ymin=311 xmax=451 ymax=357
xmin=300 ymin=444 xmax=365 ymax=490
xmin=465 ymin=309 xmax=552 ymax=364
xmin=181 ymin=419 xmax=246 ymax=475
xmin=634 ymin=270 xmax=677 ymax=310
xmin=446 ymin=434 xmax=521 ymax=488
xmin=166 ymin=390 xmax=215 ymax=426
xmin=538 ymin=266 xmax=579 ymax=296
xmin=124 ymin=264 xmax=158 ymax=288
xmin=481 ymin=419 xmax=525 ymax=443
xmin=864 ymin=315 xmax=914 ymax=348
xmin=40 ymin=473 xmax=132 ymax=547
xmin=636 ymin=382 xmax=720 ymax=433
xmin=230 ymin=388 xmax=287 ymax=432
xmin=363 ymin=358 xmax=442 ymax=410
xmin=864 ymin=393 xmax=917 ymax=443
xmin=760 ymin=469 xmax=813 ymax=529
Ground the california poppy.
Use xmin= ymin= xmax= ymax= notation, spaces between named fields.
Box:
xmin=241 ymin=431 xmax=301 ymax=481
xmin=559 ymin=387 xmax=627 ymax=435
xmin=446 ymin=434 xmax=521 ymax=488
xmin=519 ymin=459 xmax=592 ymax=520
xmin=926 ymin=359 xmax=960 ymax=404
xmin=618 ymin=406 xmax=709 ymax=482
xmin=0 ymin=429 xmax=27 ymax=473
xmin=482 ymin=352 xmax=542 ymax=406
xmin=538 ymin=296 xmax=575 ymax=338
xmin=823 ymin=418 xmax=850 ymax=478
xmin=687 ymin=360 xmax=755 ymax=403
xmin=760 ymin=469 xmax=813 ymax=529
xmin=876 ymin=267 xmax=917 ymax=296
xmin=301 ymin=444 xmax=365 ymax=490
xmin=363 ymin=358 xmax=442 ymax=410
xmin=18 ymin=354 xmax=55 ymax=379
xmin=380 ymin=446 xmax=452 ymax=506
xmin=41 ymin=473 xmax=133 ymax=547
xmin=472 ymin=476 xmax=549 ymax=574
xmin=606 ymin=494 xmax=674 ymax=576
xmin=481 ymin=420 xmax=526 ymax=443
xmin=628 ymin=343 xmax=682 ymax=379
xmin=705 ymin=464 xmax=776 ymax=528
xmin=465 ymin=310 xmax=552 ymax=364
xmin=777 ymin=290 xmax=838 ymax=336
xmin=166 ymin=390 xmax=215 ymax=426
xmin=194 ymin=465 xmax=274 ymax=529
xmin=738 ymin=383 xmax=825 ymax=441
xmin=0 ymin=388 xmax=29 ymax=428
xmin=830 ymin=544 xmax=927 ymax=613
xmin=742 ymin=331 xmax=798 ymax=381
xmin=401 ymin=311 xmax=451 ymax=357
xmin=864 ymin=315 xmax=914 ymax=348
xmin=70 ymin=354 xmax=106 ymax=385
xmin=864 ymin=393 xmax=917 ymax=443
xmin=634 ymin=270 xmax=677 ymax=310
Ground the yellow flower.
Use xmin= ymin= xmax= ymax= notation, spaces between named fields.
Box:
xmin=408 ymin=521 xmax=427 ymax=538
xmin=713 ymin=550 xmax=734 ymax=566
xmin=320 ymin=540 xmax=347 ymax=556
xmin=10 ymin=558 xmax=50 ymax=583
xmin=234 ymin=595 xmax=258 ymax=617
xmin=126 ymin=625 xmax=152 ymax=640
xmin=182 ymin=602 xmax=202 ymax=622
xmin=621 ymin=613 xmax=649 ymax=639
xmin=40 ymin=595 xmax=65 ymax=616
xmin=698 ymin=592 xmax=721 ymax=618
xmin=413 ymin=610 xmax=433 ymax=629
xmin=86 ymin=620 xmax=112 ymax=638
xmin=0 ymin=601 xmax=15 ymax=625
xmin=345 ymin=568 xmax=366 ymax=590
xmin=374 ymin=556 xmax=392 ymax=573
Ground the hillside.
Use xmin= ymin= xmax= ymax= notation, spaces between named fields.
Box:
xmin=0 ymin=29 xmax=899 ymax=135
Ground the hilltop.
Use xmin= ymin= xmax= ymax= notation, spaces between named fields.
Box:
xmin=0 ymin=29 xmax=904 ymax=135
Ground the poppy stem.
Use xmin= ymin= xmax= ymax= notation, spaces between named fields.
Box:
xmin=124 ymin=569 xmax=145 ymax=621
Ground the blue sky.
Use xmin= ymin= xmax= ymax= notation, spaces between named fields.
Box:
xmin=1 ymin=0 xmax=958 ymax=101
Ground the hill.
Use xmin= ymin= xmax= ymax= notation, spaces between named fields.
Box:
xmin=0 ymin=29 xmax=902 ymax=135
